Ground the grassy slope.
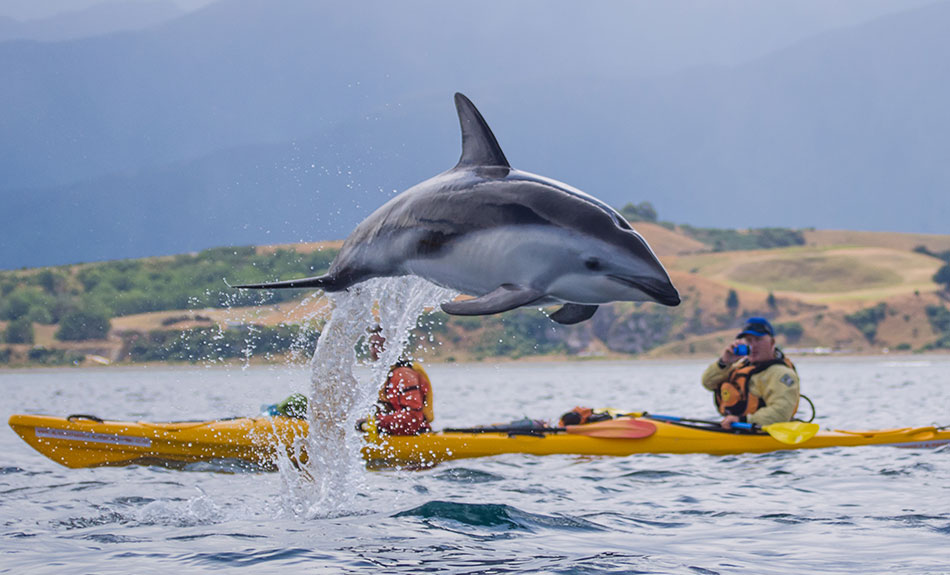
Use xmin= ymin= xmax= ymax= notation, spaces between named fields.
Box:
xmin=803 ymin=230 xmax=950 ymax=252
xmin=669 ymin=247 xmax=938 ymax=302
xmin=4 ymin=232 xmax=949 ymax=363
xmin=642 ymin=226 xmax=947 ymax=357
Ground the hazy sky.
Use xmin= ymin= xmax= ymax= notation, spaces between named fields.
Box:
xmin=2 ymin=0 xmax=948 ymax=268
xmin=0 ymin=0 xmax=218 ymax=21
xmin=0 ymin=0 xmax=940 ymax=28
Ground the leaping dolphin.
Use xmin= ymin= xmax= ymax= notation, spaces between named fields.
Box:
xmin=234 ymin=93 xmax=680 ymax=324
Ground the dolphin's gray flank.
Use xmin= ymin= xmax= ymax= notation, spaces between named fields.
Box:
xmin=233 ymin=92 xmax=680 ymax=324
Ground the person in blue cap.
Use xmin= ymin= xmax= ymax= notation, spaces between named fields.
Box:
xmin=701 ymin=317 xmax=800 ymax=429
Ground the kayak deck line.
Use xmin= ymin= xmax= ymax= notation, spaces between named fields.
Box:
xmin=8 ymin=414 xmax=950 ymax=470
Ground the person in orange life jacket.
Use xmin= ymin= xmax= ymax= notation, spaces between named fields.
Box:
xmin=701 ymin=317 xmax=800 ymax=430
xmin=357 ymin=327 xmax=434 ymax=436
xmin=265 ymin=330 xmax=434 ymax=436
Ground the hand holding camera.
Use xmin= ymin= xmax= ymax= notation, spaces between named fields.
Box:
xmin=720 ymin=340 xmax=749 ymax=365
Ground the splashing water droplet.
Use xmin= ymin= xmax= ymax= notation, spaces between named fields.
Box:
xmin=275 ymin=276 xmax=456 ymax=517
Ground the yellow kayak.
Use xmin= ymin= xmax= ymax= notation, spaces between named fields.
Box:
xmin=9 ymin=413 xmax=950 ymax=470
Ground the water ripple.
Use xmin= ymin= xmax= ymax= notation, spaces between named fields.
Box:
xmin=394 ymin=500 xmax=604 ymax=532
xmin=79 ymin=533 xmax=146 ymax=544
xmin=875 ymin=513 xmax=950 ymax=532
xmin=167 ymin=532 xmax=267 ymax=542
xmin=57 ymin=511 xmax=127 ymax=530
xmin=110 ymin=496 xmax=155 ymax=506
xmin=550 ymin=550 xmax=708 ymax=575
xmin=620 ymin=469 xmax=690 ymax=481
xmin=180 ymin=459 xmax=271 ymax=474
xmin=180 ymin=547 xmax=327 ymax=567
xmin=627 ymin=517 xmax=691 ymax=529
xmin=758 ymin=512 xmax=807 ymax=524
xmin=433 ymin=467 xmax=505 ymax=483
xmin=69 ymin=480 xmax=109 ymax=492
xmin=932 ymin=523 xmax=950 ymax=535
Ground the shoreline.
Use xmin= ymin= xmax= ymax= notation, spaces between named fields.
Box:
xmin=4 ymin=349 xmax=950 ymax=373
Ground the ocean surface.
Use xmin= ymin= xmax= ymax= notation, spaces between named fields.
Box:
xmin=2 ymin=356 xmax=949 ymax=574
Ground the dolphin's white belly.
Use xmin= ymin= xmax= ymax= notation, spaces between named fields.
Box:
xmin=405 ymin=226 xmax=623 ymax=304
xmin=405 ymin=227 xmax=557 ymax=295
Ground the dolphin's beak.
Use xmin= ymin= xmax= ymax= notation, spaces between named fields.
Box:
xmin=608 ymin=275 xmax=681 ymax=307
xmin=653 ymin=288 xmax=681 ymax=307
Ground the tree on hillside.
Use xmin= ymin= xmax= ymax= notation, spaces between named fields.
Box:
xmin=845 ymin=303 xmax=888 ymax=343
xmin=0 ymin=292 xmax=32 ymax=320
xmin=4 ymin=318 xmax=34 ymax=344
xmin=620 ymin=201 xmax=658 ymax=223
xmin=934 ymin=264 xmax=950 ymax=292
xmin=35 ymin=269 xmax=69 ymax=295
xmin=56 ymin=310 xmax=111 ymax=341
xmin=914 ymin=245 xmax=950 ymax=263
xmin=726 ymin=289 xmax=740 ymax=315
xmin=925 ymin=305 xmax=950 ymax=349
xmin=775 ymin=321 xmax=804 ymax=344
xmin=0 ymin=287 xmax=56 ymax=322
xmin=767 ymin=292 xmax=777 ymax=311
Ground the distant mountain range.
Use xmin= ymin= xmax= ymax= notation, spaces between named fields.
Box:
xmin=2 ymin=0 xmax=949 ymax=269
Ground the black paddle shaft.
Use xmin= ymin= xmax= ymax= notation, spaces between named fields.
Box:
xmin=643 ymin=414 xmax=764 ymax=435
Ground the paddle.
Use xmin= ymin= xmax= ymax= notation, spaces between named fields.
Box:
xmin=641 ymin=413 xmax=819 ymax=445
xmin=564 ymin=418 xmax=656 ymax=439
xmin=443 ymin=418 xmax=656 ymax=439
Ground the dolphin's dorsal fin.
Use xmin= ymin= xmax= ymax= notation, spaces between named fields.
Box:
xmin=454 ymin=93 xmax=510 ymax=169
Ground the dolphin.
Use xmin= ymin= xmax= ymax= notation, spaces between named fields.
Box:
xmin=234 ymin=93 xmax=680 ymax=324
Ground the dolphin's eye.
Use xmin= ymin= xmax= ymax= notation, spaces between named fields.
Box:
xmin=585 ymin=258 xmax=603 ymax=271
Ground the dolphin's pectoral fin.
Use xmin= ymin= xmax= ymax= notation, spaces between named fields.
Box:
xmin=441 ymin=285 xmax=544 ymax=316
xmin=549 ymin=304 xmax=599 ymax=325
xmin=231 ymin=273 xmax=343 ymax=292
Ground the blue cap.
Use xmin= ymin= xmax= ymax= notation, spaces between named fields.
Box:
xmin=737 ymin=317 xmax=774 ymax=338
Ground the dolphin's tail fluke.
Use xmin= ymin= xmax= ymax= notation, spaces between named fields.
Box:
xmin=230 ymin=274 xmax=340 ymax=291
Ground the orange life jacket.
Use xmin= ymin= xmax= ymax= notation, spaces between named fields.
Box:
xmin=715 ymin=355 xmax=797 ymax=417
xmin=412 ymin=363 xmax=435 ymax=423
xmin=376 ymin=361 xmax=433 ymax=435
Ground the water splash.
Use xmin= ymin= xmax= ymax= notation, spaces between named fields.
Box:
xmin=277 ymin=276 xmax=456 ymax=517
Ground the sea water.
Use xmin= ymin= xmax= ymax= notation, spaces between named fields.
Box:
xmin=2 ymin=356 xmax=949 ymax=574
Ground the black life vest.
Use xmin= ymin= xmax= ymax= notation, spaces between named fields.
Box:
xmin=558 ymin=407 xmax=617 ymax=427
xmin=715 ymin=353 xmax=797 ymax=417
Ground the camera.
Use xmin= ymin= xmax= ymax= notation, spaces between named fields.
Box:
xmin=734 ymin=343 xmax=749 ymax=356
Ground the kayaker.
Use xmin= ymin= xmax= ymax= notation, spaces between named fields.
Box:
xmin=266 ymin=327 xmax=434 ymax=435
xmin=701 ymin=317 xmax=800 ymax=430
xmin=359 ymin=326 xmax=434 ymax=435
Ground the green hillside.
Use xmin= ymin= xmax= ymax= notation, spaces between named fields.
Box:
xmin=2 ymin=226 xmax=950 ymax=367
